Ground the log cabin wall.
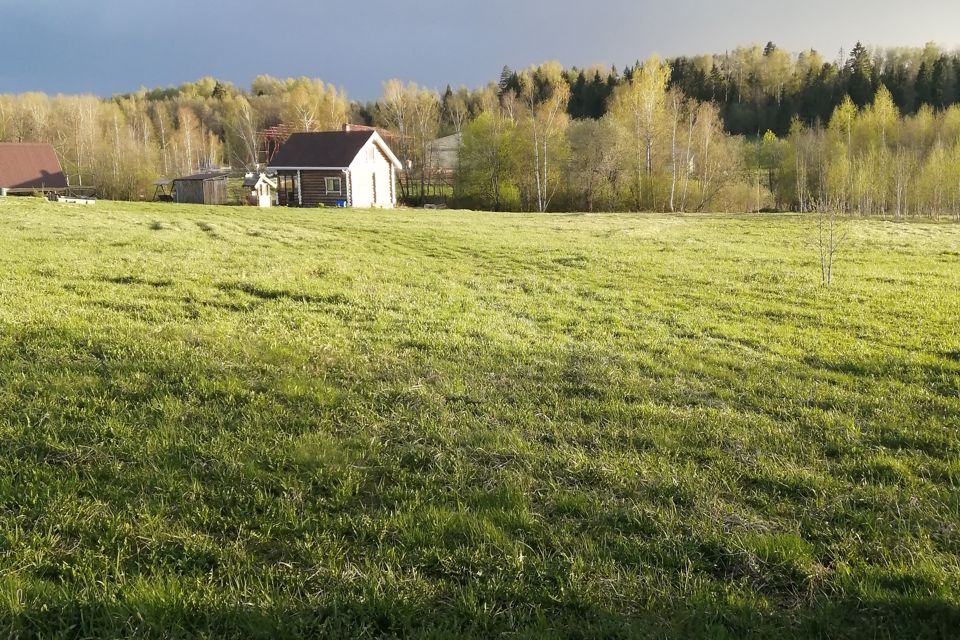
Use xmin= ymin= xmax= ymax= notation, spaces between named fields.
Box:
xmin=277 ymin=170 xmax=348 ymax=207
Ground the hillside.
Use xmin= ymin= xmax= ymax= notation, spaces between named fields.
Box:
xmin=0 ymin=199 xmax=958 ymax=638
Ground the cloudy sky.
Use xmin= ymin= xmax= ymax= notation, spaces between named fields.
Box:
xmin=2 ymin=0 xmax=959 ymax=99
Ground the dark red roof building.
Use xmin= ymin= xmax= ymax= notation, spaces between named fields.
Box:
xmin=0 ymin=143 xmax=68 ymax=193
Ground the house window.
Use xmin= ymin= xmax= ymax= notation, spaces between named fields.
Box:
xmin=325 ymin=177 xmax=342 ymax=194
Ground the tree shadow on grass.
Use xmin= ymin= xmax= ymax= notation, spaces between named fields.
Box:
xmin=102 ymin=274 xmax=175 ymax=288
xmin=2 ymin=324 xmax=959 ymax=640
xmin=4 ymin=593 xmax=959 ymax=640
xmin=216 ymin=281 xmax=349 ymax=306
xmin=798 ymin=595 xmax=960 ymax=640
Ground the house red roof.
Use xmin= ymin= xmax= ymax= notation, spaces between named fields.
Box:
xmin=0 ymin=143 xmax=68 ymax=190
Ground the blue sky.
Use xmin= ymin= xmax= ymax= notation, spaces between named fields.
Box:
xmin=2 ymin=0 xmax=959 ymax=100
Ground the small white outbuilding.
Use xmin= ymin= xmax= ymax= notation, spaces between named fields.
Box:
xmin=243 ymin=172 xmax=278 ymax=208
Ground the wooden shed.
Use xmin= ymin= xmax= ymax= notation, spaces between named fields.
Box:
xmin=173 ymin=172 xmax=229 ymax=205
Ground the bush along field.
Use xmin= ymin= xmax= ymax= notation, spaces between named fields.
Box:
xmin=0 ymin=198 xmax=958 ymax=639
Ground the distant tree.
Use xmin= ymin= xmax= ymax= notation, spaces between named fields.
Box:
xmin=826 ymin=96 xmax=857 ymax=211
xmin=845 ymin=42 xmax=875 ymax=108
xmin=441 ymin=86 xmax=470 ymax=136
xmin=783 ymin=118 xmax=810 ymax=211
xmin=667 ymin=89 xmax=687 ymax=211
xmin=457 ymin=95 xmax=519 ymax=211
xmin=377 ymin=80 xmax=440 ymax=203
xmin=222 ymin=94 xmax=261 ymax=169
xmin=568 ymin=70 xmax=587 ymax=119
xmin=931 ymin=56 xmax=949 ymax=109
xmin=51 ymin=95 xmax=97 ymax=187
xmin=915 ymin=61 xmax=934 ymax=109
xmin=816 ymin=205 xmax=846 ymax=285
xmin=691 ymin=102 xmax=743 ymax=212
xmin=517 ymin=63 xmax=571 ymax=212
xmin=411 ymin=88 xmax=441 ymax=202
xmin=498 ymin=66 xmax=520 ymax=97
xmin=759 ymin=130 xmax=784 ymax=209
xmin=567 ymin=117 xmax=619 ymax=211
xmin=608 ymin=55 xmax=671 ymax=209
xmin=282 ymin=78 xmax=348 ymax=133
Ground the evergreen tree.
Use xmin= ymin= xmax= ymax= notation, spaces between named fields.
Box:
xmin=498 ymin=66 xmax=519 ymax=96
xmin=589 ymin=71 xmax=607 ymax=118
xmin=606 ymin=69 xmax=619 ymax=100
xmin=569 ymin=71 xmax=587 ymax=118
xmin=845 ymin=42 xmax=875 ymax=108
xmin=915 ymin=61 xmax=933 ymax=109
xmin=931 ymin=56 xmax=949 ymax=109
xmin=708 ymin=65 xmax=725 ymax=102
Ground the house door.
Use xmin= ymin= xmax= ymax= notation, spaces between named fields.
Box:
xmin=280 ymin=174 xmax=297 ymax=207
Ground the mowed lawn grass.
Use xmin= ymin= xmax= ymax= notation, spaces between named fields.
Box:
xmin=0 ymin=198 xmax=958 ymax=639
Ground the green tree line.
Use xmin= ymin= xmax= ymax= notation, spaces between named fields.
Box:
xmin=554 ymin=41 xmax=960 ymax=135
xmin=2 ymin=42 xmax=959 ymax=218
xmin=0 ymin=77 xmax=349 ymax=200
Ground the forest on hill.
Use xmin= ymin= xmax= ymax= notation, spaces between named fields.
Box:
xmin=2 ymin=42 xmax=960 ymax=218
xmin=558 ymin=41 xmax=960 ymax=134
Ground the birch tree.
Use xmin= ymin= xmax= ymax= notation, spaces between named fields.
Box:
xmin=411 ymin=89 xmax=441 ymax=203
xmin=608 ymin=55 xmax=671 ymax=209
xmin=517 ymin=63 xmax=570 ymax=212
xmin=457 ymin=108 xmax=519 ymax=211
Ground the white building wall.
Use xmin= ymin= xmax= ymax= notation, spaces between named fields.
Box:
xmin=349 ymin=140 xmax=397 ymax=208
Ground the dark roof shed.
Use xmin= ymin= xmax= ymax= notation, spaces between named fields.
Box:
xmin=174 ymin=171 xmax=229 ymax=182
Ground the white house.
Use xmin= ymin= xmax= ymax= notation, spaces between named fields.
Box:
xmin=268 ymin=128 xmax=403 ymax=208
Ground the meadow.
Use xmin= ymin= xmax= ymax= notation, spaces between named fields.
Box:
xmin=0 ymin=198 xmax=958 ymax=638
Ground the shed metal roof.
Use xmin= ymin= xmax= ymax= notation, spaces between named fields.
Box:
xmin=175 ymin=171 xmax=230 ymax=182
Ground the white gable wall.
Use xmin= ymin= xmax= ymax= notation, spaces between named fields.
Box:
xmin=349 ymin=138 xmax=397 ymax=209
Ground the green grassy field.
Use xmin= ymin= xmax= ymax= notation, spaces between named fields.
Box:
xmin=0 ymin=198 xmax=958 ymax=639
